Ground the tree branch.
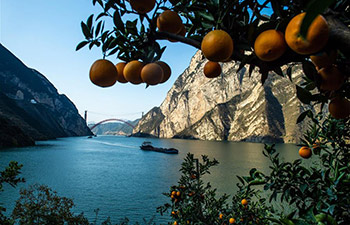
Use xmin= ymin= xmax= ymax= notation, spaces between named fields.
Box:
xmin=155 ymin=31 xmax=201 ymax=49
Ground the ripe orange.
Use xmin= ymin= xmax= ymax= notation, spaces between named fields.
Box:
xmin=299 ymin=146 xmax=312 ymax=159
xmin=310 ymin=50 xmax=337 ymax=69
xmin=157 ymin=10 xmax=183 ymax=34
xmin=254 ymin=29 xmax=287 ymax=61
xmin=155 ymin=61 xmax=171 ymax=83
xmin=229 ymin=218 xmax=235 ymax=224
xmin=219 ymin=214 xmax=224 ymax=219
xmin=140 ymin=63 xmax=164 ymax=85
xmin=201 ymin=30 xmax=234 ymax=62
xmin=328 ymin=97 xmax=350 ymax=119
xmin=204 ymin=61 xmax=221 ymax=78
xmin=115 ymin=62 xmax=128 ymax=83
xmin=176 ymin=191 xmax=181 ymax=197
xmin=241 ymin=199 xmax=248 ymax=206
xmin=123 ymin=60 xmax=144 ymax=84
xmin=173 ymin=221 xmax=178 ymax=225
xmin=285 ymin=13 xmax=329 ymax=55
xmin=171 ymin=211 xmax=176 ymax=215
xmin=318 ymin=66 xmax=345 ymax=91
xmin=171 ymin=191 xmax=176 ymax=196
xmin=129 ymin=0 xmax=156 ymax=14
xmin=89 ymin=59 xmax=118 ymax=87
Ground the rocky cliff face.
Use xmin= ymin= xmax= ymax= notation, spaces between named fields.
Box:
xmin=133 ymin=51 xmax=312 ymax=143
xmin=0 ymin=44 xmax=92 ymax=147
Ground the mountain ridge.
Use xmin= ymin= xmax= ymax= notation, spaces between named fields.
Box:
xmin=0 ymin=44 xmax=92 ymax=147
xmin=133 ymin=51 xmax=312 ymax=143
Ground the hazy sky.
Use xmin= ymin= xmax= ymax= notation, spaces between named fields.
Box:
xmin=0 ymin=0 xmax=197 ymax=123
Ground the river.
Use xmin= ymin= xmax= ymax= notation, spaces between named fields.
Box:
xmin=0 ymin=135 xmax=300 ymax=224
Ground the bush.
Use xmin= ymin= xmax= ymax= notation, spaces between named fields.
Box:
xmin=11 ymin=184 xmax=89 ymax=225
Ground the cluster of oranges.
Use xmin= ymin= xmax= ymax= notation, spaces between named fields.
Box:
xmin=89 ymin=59 xmax=171 ymax=87
xmin=253 ymin=12 xmax=349 ymax=119
xmin=217 ymin=199 xmax=249 ymax=224
xmin=89 ymin=0 xmax=188 ymax=88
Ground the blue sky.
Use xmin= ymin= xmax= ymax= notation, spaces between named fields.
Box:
xmin=1 ymin=0 xmax=196 ymax=123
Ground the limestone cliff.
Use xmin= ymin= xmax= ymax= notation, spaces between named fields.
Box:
xmin=0 ymin=44 xmax=92 ymax=147
xmin=133 ymin=51 xmax=312 ymax=143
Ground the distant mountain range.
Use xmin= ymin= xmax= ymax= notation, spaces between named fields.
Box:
xmin=0 ymin=44 xmax=92 ymax=148
xmin=90 ymin=119 xmax=139 ymax=135
xmin=133 ymin=51 xmax=316 ymax=143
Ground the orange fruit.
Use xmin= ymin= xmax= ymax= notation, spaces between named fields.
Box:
xmin=140 ymin=63 xmax=164 ymax=85
xmin=219 ymin=214 xmax=224 ymax=219
xmin=171 ymin=211 xmax=176 ymax=215
xmin=204 ymin=61 xmax=222 ymax=78
xmin=171 ymin=194 xmax=175 ymax=199
xmin=174 ymin=221 xmax=178 ymax=225
xmin=171 ymin=191 xmax=176 ymax=196
xmin=157 ymin=10 xmax=183 ymax=34
xmin=129 ymin=0 xmax=156 ymax=14
xmin=241 ymin=199 xmax=248 ymax=206
xmin=254 ymin=29 xmax=287 ymax=61
xmin=299 ymin=146 xmax=312 ymax=159
xmin=285 ymin=13 xmax=329 ymax=55
xmin=310 ymin=50 xmax=337 ymax=69
xmin=155 ymin=61 xmax=171 ymax=83
xmin=89 ymin=59 xmax=118 ymax=87
xmin=201 ymin=30 xmax=234 ymax=62
xmin=229 ymin=218 xmax=235 ymax=224
xmin=115 ymin=62 xmax=128 ymax=83
xmin=328 ymin=97 xmax=350 ymax=119
xmin=318 ymin=66 xmax=345 ymax=91
xmin=123 ymin=60 xmax=144 ymax=84
xmin=176 ymin=191 xmax=181 ymax=197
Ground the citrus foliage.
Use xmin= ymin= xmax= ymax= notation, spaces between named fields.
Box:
xmin=157 ymin=154 xmax=272 ymax=225
xmin=78 ymin=0 xmax=349 ymax=119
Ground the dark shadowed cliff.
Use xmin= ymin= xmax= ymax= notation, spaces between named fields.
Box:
xmin=0 ymin=44 xmax=92 ymax=148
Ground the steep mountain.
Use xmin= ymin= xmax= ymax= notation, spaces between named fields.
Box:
xmin=90 ymin=119 xmax=140 ymax=135
xmin=0 ymin=44 xmax=92 ymax=147
xmin=133 ymin=51 xmax=313 ymax=143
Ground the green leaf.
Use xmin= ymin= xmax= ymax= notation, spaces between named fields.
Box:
xmin=81 ymin=22 xmax=92 ymax=39
xmin=87 ymin=14 xmax=94 ymax=30
xmin=287 ymin=66 xmax=293 ymax=81
xmin=76 ymin=41 xmax=89 ymax=51
xmin=95 ymin=21 xmax=103 ymax=37
xmin=302 ymin=61 xmax=317 ymax=81
xmin=300 ymin=0 xmax=336 ymax=38
xmin=113 ymin=10 xmax=125 ymax=33
xmin=296 ymin=85 xmax=313 ymax=104
xmin=297 ymin=110 xmax=312 ymax=123
xmin=273 ymin=67 xmax=284 ymax=77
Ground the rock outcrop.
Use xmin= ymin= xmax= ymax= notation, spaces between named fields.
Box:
xmin=0 ymin=44 xmax=92 ymax=147
xmin=133 ymin=51 xmax=312 ymax=143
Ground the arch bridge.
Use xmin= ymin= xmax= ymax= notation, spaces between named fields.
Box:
xmin=89 ymin=118 xmax=135 ymax=130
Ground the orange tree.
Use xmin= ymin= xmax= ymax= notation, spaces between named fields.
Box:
xmin=77 ymin=0 xmax=350 ymax=224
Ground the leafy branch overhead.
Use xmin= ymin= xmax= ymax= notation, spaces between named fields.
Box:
xmin=78 ymin=0 xmax=350 ymax=120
